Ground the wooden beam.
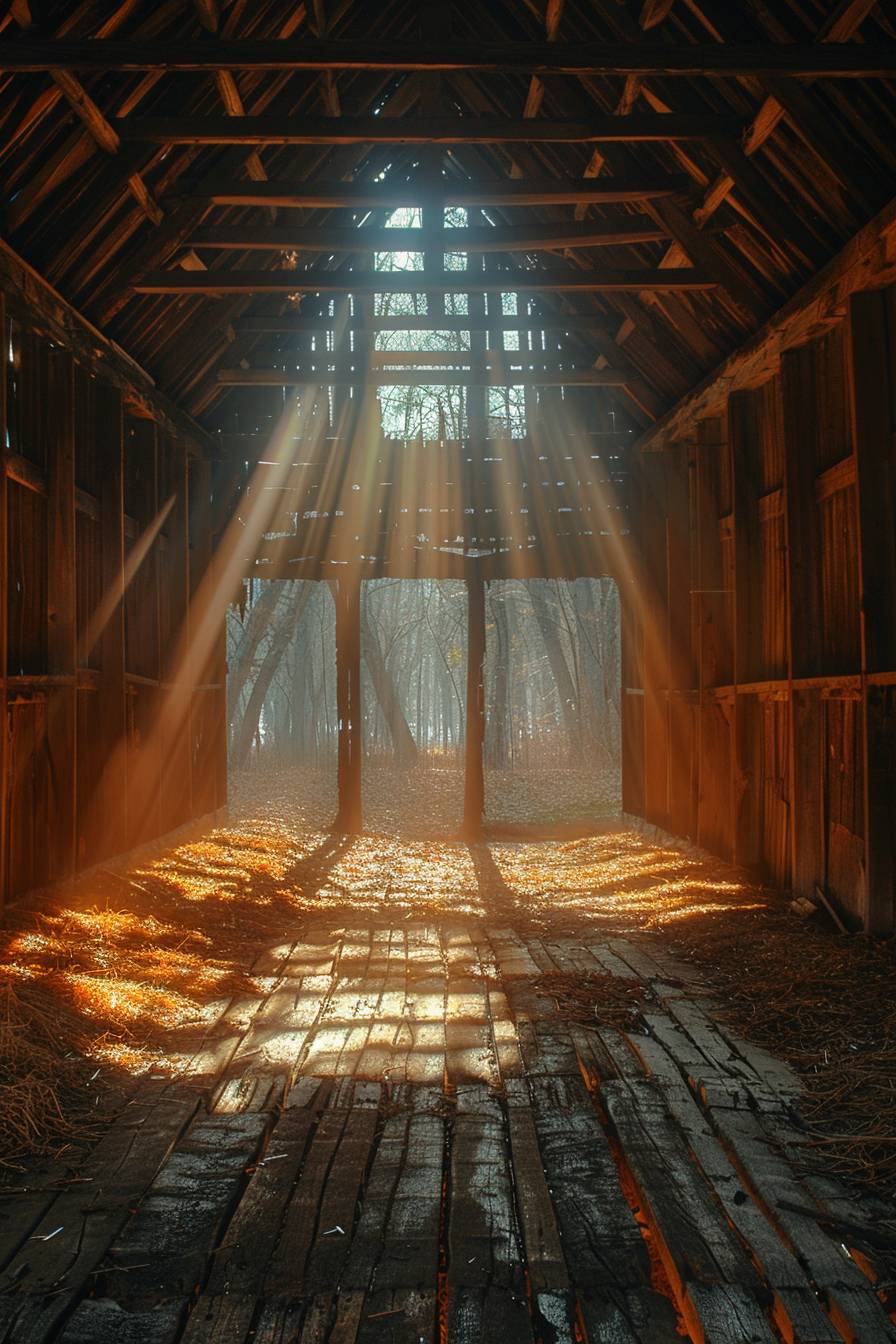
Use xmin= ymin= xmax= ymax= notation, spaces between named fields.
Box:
xmin=0 ymin=294 xmax=7 ymax=900
xmin=644 ymin=194 xmax=767 ymax=324
xmin=640 ymin=0 xmax=675 ymax=28
xmin=462 ymin=571 xmax=486 ymax=837
xmin=120 ymin=114 xmax=736 ymax=145
xmin=334 ymin=572 xmax=362 ymax=833
xmin=849 ymin=290 xmax=896 ymax=936
xmin=231 ymin=313 xmax=619 ymax=334
xmin=189 ymin=220 xmax=671 ymax=252
xmin=0 ymin=239 xmax=208 ymax=449
xmin=636 ymin=195 xmax=896 ymax=451
xmin=182 ymin=175 xmax=691 ymax=208
xmin=137 ymin=267 xmax=715 ymax=294
xmin=215 ymin=367 xmax=632 ymax=386
xmin=46 ymin=350 xmax=77 ymax=882
xmin=4 ymin=40 xmax=894 ymax=77
xmin=95 ymin=381 xmax=128 ymax=862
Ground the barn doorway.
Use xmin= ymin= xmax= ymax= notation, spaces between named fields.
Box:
xmin=226 ymin=579 xmax=338 ymax=828
xmin=484 ymin=578 xmax=621 ymax=830
xmin=361 ymin=578 xmax=467 ymax=836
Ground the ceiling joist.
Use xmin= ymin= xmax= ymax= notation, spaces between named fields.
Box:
xmin=188 ymin=221 xmax=672 ymax=252
xmin=180 ymin=176 xmax=692 ymax=208
xmin=136 ymin=268 xmax=717 ymax=294
xmin=3 ymin=39 xmax=894 ymax=77
xmin=120 ymin=114 xmax=738 ymax=145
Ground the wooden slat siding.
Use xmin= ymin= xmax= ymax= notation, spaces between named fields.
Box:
xmin=695 ymin=417 xmax=732 ymax=711
xmin=124 ymin=418 xmax=162 ymax=848
xmin=187 ymin=455 xmax=216 ymax=820
xmin=159 ymin=434 xmax=192 ymax=833
xmin=729 ymin=391 xmax=763 ymax=871
xmin=824 ymin=697 xmax=866 ymax=920
xmin=0 ymin=243 xmax=207 ymax=449
xmin=782 ymin=344 xmax=825 ymax=902
xmin=666 ymin=443 xmax=696 ymax=839
xmin=45 ymin=348 xmax=77 ymax=882
xmin=620 ymin=582 xmax=646 ymax=816
xmin=94 ymin=381 xmax=128 ymax=863
xmin=757 ymin=377 xmax=787 ymax=681
xmin=849 ymin=288 xmax=896 ymax=934
xmin=760 ymin=698 xmax=791 ymax=889
xmin=819 ymin=484 xmax=861 ymax=675
xmin=641 ymin=451 xmax=671 ymax=828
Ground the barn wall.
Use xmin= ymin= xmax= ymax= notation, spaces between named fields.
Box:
xmin=622 ymin=287 xmax=896 ymax=935
xmin=0 ymin=279 xmax=227 ymax=906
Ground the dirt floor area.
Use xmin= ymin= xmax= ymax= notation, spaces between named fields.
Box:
xmin=0 ymin=765 xmax=894 ymax=1342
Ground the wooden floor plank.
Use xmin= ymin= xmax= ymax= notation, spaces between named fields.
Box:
xmin=0 ymin=1086 xmax=199 ymax=1344
xmin=526 ymin=1070 xmax=681 ymax=1343
xmin=178 ymin=1095 xmax=325 ymax=1343
xmin=624 ymin=1032 xmax=842 ymax=1344
xmin=709 ymin=1105 xmax=896 ymax=1341
xmin=447 ymin=1085 xmax=533 ymax=1342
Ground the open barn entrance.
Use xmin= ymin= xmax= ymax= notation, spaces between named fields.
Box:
xmin=361 ymin=579 xmax=467 ymax=836
xmin=484 ymin=578 xmax=621 ymax=830
xmin=227 ymin=579 xmax=338 ymax=827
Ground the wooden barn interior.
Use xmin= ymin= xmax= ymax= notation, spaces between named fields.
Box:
xmin=1 ymin=3 xmax=896 ymax=1343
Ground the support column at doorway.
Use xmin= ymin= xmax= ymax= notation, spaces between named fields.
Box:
xmin=463 ymin=570 xmax=486 ymax=838
xmin=335 ymin=571 xmax=362 ymax=833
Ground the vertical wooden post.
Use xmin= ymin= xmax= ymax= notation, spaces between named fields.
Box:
xmin=161 ymin=434 xmax=193 ymax=832
xmin=640 ymin=451 xmax=670 ymax=828
xmin=188 ymin=454 xmax=214 ymax=817
xmin=96 ymin=381 xmax=127 ymax=859
xmin=849 ymin=289 xmax=896 ymax=935
xmin=730 ymin=390 xmax=762 ymax=870
xmin=694 ymin=417 xmax=732 ymax=855
xmin=463 ymin=569 xmax=486 ymax=838
xmin=335 ymin=570 xmax=362 ymax=832
xmin=665 ymin=441 xmax=695 ymax=839
xmin=46 ymin=349 xmax=76 ymax=881
xmin=782 ymin=344 xmax=823 ymax=900
xmin=620 ymin=450 xmax=646 ymax=820
xmin=0 ymin=295 xmax=8 ymax=903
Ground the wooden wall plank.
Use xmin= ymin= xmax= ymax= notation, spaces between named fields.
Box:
xmin=849 ymin=288 xmax=896 ymax=934
xmin=95 ymin=381 xmax=128 ymax=862
xmin=46 ymin=349 xmax=77 ymax=881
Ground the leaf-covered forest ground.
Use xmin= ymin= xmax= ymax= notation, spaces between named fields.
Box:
xmin=232 ymin=759 xmax=620 ymax=837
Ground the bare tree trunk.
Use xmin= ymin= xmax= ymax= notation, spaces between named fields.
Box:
xmin=486 ymin=586 xmax=511 ymax=769
xmin=362 ymin=604 xmax=418 ymax=765
xmin=530 ymin=580 xmax=580 ymax=756
xmin=233 ymin=583 xmax=311 ymax=769
xmin=227 ymin=581 xmax=281 ymax=736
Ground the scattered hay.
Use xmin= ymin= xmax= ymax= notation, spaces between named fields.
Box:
xmin=532 ymin=970 xmax=647 ymax=1030
xmin=0 ymin=978 xmax=101 ymax=1169
xmin=666 ymin=903 xmax=896 ymax=1197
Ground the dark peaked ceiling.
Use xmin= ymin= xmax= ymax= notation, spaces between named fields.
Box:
xmin=0 ymin=0 xmax=894 ymax=434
